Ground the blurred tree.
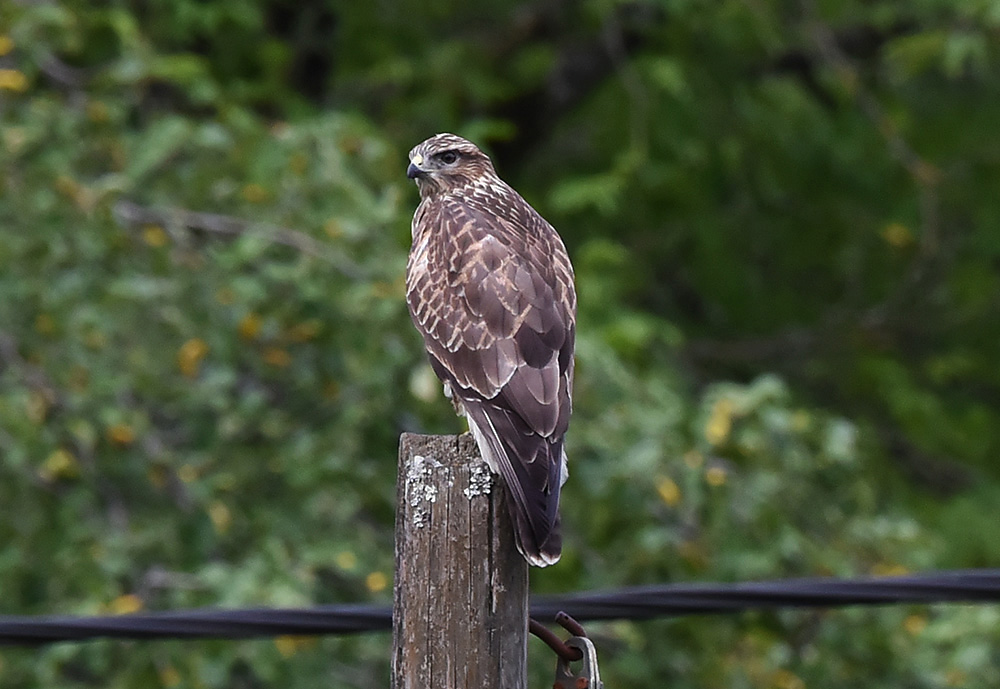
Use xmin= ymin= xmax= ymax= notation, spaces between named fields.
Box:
xmin=2 ymin=0 xmax=1000 ymax=687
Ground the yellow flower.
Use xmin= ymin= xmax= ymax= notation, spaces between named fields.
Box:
xmin=772 ymin=669 xmax=805 ymax=689
xmin=177 ymin=338 xmax=209 ymax=377
xmin=274 ymin=635 xmax=316 ymax=658
xmin=177 ymin=464 xmax=199 ymax=483
xmin=882 ymin=222 xmax=914 ymax=248
xmin=208 ymin=501 xmax=232 ymax=534
xmin=263 ymin=347 xmax=291 ymax=367
xmin=106 ymin=423 xmax=136 ymax=446
xmin=54 ymin=175 xmax=81 ymax=200
xmin=274 ymin=635 xmax=298 ymax=658
xmin=157 ymin=665 xmax=181 ymax=688
xmin=872 ymin=563 xmax=909 ymax=577
xmin=705 ymin=466 xmax=727 ymax=487
xmin=0 ymin=35 xmax=14 ymax=56
xmin=86 ymin=100 xmax=109 ymax=123
xmin=365 ymin=571 xmax=388 ymax=593
xmin=109 ymin=594 xmax=143 ymax=615
xmin=791 ymin=410 xmax=811 ymax=432
xmin=142 ymin=224 xmax=168 ymax=247
xmin=705 ymin=398 xmax=733 ymax=445
xmin=238 ymin=313 xmax=262 ymax=340
xmin=903 ymin=614 xmax=927 ymax=636
xmin=0 ymin=69 xmax=28 ymax=92
xmin=287 ymin=319 xmax=321 ymax=342
xmin=655 ymin=475 xmax=681 ymax=507
xmin=34 ymin=313 xmax=55 ymax=335
xmin=336 ymin=551 xmax=358 ymax=570
xmin=241 ymin=183 xmax=269 ymax=203
xmin=40 ymin=449 xmax=79 ymax=481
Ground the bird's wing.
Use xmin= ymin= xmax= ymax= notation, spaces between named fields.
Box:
xmin=406 ymin=193 xmax=575 ymax=565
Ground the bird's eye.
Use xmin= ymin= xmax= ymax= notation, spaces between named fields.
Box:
xmin=437 ymin=151 xmax=459 ymax=165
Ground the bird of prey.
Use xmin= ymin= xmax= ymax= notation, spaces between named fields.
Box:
xmin=405 ymin=133 xmax=576 ymax=567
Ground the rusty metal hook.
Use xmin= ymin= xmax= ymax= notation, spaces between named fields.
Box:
xmin=555 ymin=611 xmax=587 ymax=638
xmin=529 ymin=618 xmax=583 ymax=662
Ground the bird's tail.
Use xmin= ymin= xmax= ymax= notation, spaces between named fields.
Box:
xmin=510 ymin=494 xmax=561 ymax=567
xmin=464 ymin=406 xmax=564 ymax=567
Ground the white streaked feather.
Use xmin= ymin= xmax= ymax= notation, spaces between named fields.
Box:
xmin=464 ymin=410 xmax=500 ymax=476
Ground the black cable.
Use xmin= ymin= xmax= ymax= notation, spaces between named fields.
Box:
xmin=3 ymin=569 xmax=1000 ymax=647
xmin=531 ymin=568 xmax=1000 ymax=620
xmin=0 ymin=604 xmax=391 ymax=645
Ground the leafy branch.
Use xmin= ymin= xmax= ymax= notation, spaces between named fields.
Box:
xmin=112 ymin=200 xmax=363 ymax=278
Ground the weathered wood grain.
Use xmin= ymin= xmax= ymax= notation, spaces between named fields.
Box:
xmin=392 ymin=433 xmax=528 ymax=689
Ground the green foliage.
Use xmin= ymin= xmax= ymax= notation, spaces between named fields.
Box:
xmin=2 ymin=0 xmax=1000 ymax=687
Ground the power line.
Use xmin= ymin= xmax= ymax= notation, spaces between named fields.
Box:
xmin=532 ymin=568 xmax=1000 ymax=620
xmin=3 ymin=569 xmax=999 ymax=646
xmin=0 ymin=604 xmax=390 ymax=645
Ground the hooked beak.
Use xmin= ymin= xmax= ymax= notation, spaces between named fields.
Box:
xmin=407 ymin=153 xmax=426 ymax=180
xmin=406 ymin=162 xmax=424 ymax=179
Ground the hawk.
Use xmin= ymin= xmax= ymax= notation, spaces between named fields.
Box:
xmin=405 ymin=133 xmax=576 ymax=567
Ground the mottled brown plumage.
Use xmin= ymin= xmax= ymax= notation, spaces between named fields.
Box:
xmin=405 ymin=133 xmax=576 ymax=567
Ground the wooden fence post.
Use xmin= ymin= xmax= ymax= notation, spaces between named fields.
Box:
xmin=392 ymin=433 xmax=528 ymax=689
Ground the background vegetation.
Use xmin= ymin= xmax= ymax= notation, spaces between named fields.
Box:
xmin=2 ymin=0 xmax=999 ymax=686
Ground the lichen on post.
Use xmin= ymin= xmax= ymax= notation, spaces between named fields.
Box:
xmin=392 ymin=433 xmax=528 ymax=689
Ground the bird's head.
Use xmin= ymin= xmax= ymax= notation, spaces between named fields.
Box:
xmin=407 ymin=133 xmax=497 ymax=198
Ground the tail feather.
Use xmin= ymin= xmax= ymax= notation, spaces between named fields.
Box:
xmin=463 ymin=403 xmax=563 ymax=567
xmin=510 ymin=499 xmax=561 ymax=567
